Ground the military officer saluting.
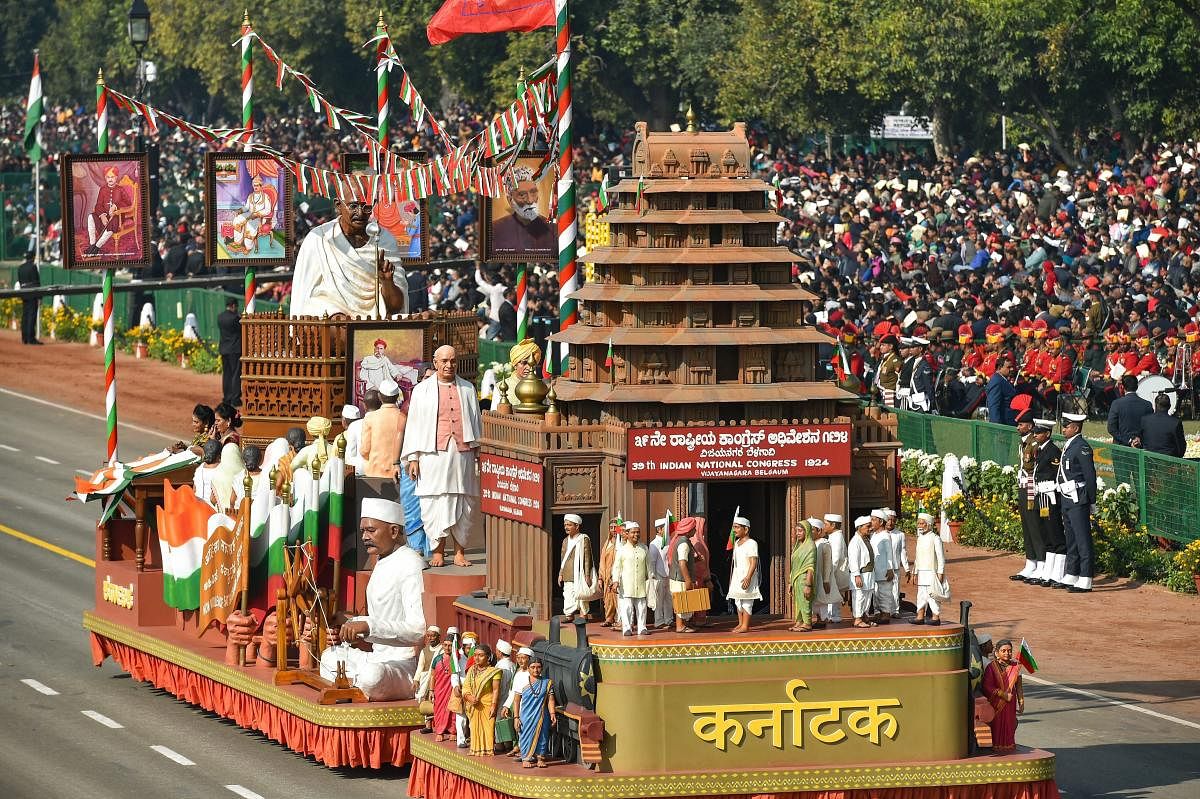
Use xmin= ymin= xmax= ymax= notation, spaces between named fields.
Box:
xmin=1055 ymin=412 xmax=1097 ymax=593
xmin=1011 ymin=401 xmax=1044 ymax=583
xmin=1031 ymin=418 xmax=1068 ymax=587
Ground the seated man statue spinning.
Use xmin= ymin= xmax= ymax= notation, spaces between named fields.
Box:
xmin=290 ymin=197 xmax=408 ymax=319
xmin=316 ymin=497 xmax=427 ymax=700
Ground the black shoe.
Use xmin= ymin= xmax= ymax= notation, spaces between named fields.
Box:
xmin=1052 ymin=581 xmax=1070 ymax=589
xmin=912 ymin=617 xmax=926 ymax=625
xmin=1009 ymin=574 xmax=1027 ymax=581
xmin=29 ymin=339 xmax=43 ymax=345
xmin=928 ymin=619 xmax=942 ymax=626
xmin=1037 ymin=579 xmax=1056 ymax=587
xmin=1068 ymin=586 xmax=1092 ymax=593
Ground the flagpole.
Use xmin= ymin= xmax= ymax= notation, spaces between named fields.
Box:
xmin=28 ymin=50 xmax=42 ymax=268
xmin=516 ymin=263 xmax=528 ymax=341
xmin=554 ymin=0 xmax=577 ymax=376
xmin=97 ymin=69 xmax=118 ymax=462
xmin=376 ymin=11 xmax=389 ymax=149
xmin=241 ymin=11 xmax=256 ymax=314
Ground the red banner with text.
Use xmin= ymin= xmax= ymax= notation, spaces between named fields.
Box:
xmin=626 ymin=424 xmax=853 ymax=481
xmin=480 ymin=454 xmax=544 ymax=526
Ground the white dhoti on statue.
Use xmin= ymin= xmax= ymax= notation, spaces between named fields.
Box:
xmin=874 ymin=579 xmax=898 ymax=615
xmin=416 ymin=440 xmax=479 ymax=549
xmin=289 ymin=217 xmax=407 ymax=318
xmin=320 ymin=647 xmax=417 ymax=701
xmin=317 ymin=545 xmax=425 ymax=701
xmin=562 ymin=581 xmax=590 ymax=616
xmin=646 ymin=576 xmax=672 ymax=626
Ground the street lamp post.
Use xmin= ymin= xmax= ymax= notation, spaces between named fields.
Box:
xmin=127 ymin=0 xmax=158 ymax=218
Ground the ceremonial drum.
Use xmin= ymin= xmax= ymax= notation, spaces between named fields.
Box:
xmin=671 ymin=587 xmax=712 ymax=613
xmin=1136 ymin=374 xmax=1178 ymax=415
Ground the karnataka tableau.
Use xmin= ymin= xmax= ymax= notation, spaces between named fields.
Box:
xmin=343 ymin=151 xmax=430 ymax=266
xmin=481 ymin=152 xmax=555 ymax=263
xmin=59 ymin=153 xmax=151 ymax=270
xmin=204 ymin=152 xmax=294 ymax=267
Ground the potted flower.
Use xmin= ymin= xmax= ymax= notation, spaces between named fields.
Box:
xmin=123 ymin=326 xmax=151 ymax=359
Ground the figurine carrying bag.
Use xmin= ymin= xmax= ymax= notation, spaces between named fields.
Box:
xmin=495 ymin=715 xmax=516 ymax=744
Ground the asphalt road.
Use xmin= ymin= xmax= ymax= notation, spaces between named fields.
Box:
xmin=0 ymin=389 xmax=407 ymax=799
xmin=0 ymin=387 xmax=1197 ymax=798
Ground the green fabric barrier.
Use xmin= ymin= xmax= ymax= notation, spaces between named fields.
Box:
xmin=890 ymin=407 xmax=1198 ymax=544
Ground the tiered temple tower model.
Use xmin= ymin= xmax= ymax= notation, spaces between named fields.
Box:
xmin=476 ymin=122 xmax=898 ymax=622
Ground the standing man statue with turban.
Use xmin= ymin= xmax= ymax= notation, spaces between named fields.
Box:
xmin=402 ymin=346 xmax=482 ymax=567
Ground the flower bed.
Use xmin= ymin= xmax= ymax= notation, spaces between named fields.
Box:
xmin=0 ymin=302 xmax=222 ymax=377
xmin=899 ymin=448 xmax=1189 ymax=592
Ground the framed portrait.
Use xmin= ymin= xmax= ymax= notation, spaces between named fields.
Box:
xmin=345 ymin=319 xmax=432 ymax=413
xmin=59 ymin=153 xmax=151 ymax=269
xmin=480 ymin=151 xmax=556 ymax=264
xmin=204 ymin=152 xmax=294 ymax=267
xmin=343 ymin=150 xmax=430 ymax=266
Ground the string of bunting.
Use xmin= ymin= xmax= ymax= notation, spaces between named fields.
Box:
xmin=101 ymin=29 xmax=559 ymax=205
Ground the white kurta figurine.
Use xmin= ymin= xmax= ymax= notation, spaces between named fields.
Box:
xmin=319 ymin=497 xmax=426 ymax=700
xmin=612 ymin=521 xmax=650 ymax=636
xmin=290 ymin=197 xmax=408 ymax=318
xmin=868 ymin=509 xmax=896 ymax=621
xmin=912 ymin=513 xmax=946 ymax=625
xmin=401 ymin=345 xmax=482 ymax=568
xmin=726 ymin=516 xmax=761 ymax=633
xmin=885 ymin=509 xmax=909 ymax=618
xmin=848 ymin=516 xmax=877 ymax=628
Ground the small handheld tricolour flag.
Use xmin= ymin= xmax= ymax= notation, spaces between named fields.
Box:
xmin=1017 ymin=638 xmax=1038 ymax=674
xmin=725 ymin=505 xmax=741 ymax=551
xmin=597 ymin=173 xmax=611 ymax=213
xmin=635 ymin=176 xmax=645 ymax=215
xmin=604 ymin=338 xmax=614 ymax=368
xmin=665 ymin=509 xmax=674 ymax=541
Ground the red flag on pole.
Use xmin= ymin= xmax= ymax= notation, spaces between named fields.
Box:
xmin=426 ymin=0 xmax=555 ymax=45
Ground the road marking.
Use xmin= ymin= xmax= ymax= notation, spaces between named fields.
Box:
xmin=150 ymin=745 xmax=196 ymax=766
xmin=81 ymin=710 xmax=123 ymax=729
xmin=0 ymin=444 xmax=18 ymax=452
xmin=0 ymin=522 xmax=95 ymax=568
xmin=225 ymin=786 xmax=265 ymax=799
xmin=20 ymin=678 xmax=59 ymax=696
xmin=0 ymin=387 xmax=171 ymax=438
xmin=35 ymin=455 xmax=60 ymax=465
xmin=1027 ymin=674 xmax=1200 ymax=731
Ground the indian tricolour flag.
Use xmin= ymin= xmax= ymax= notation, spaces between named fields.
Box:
xmin=596 ymin=173 xmax=611 ymax=213
xmin=289 ymin=468 xmax=315 ymax=547
xmin=1018 ymin=638 xmax=1039 ymax=674
xmin=156 ymin=482 xmax=217 ymax=610
xmin=246 ymin=474 xmax=281 ymax=617
xmin=321 ymin=454 xmax=346 ymax=566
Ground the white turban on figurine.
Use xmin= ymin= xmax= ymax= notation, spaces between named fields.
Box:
xmin=564 ymin=513 xmax=583 ymax=525
xmin=361 ymin=497 xmax=404 ymax=525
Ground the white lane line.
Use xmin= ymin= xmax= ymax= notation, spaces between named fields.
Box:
xmin=35 ymin=455 xmax=60 ymax=465
xmin=81 ymin=710 xmax=123 ymax=729
xmin=0 ymin=387 xmax=171 ymax=438
xmin=150 ymin=745 xmax=196 ymax=766
xmin=20 ymin=678 xmax=59 ymax=696
xmin=225 ymin=786 xmax=265 ymax=799
xmin=1027 ymin=674 xmax=1200 ymax=730
xmin=0 ymin=444 xmax=18 ymax=452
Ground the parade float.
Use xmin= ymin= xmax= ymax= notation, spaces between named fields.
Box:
xmin=71 ymin=6 xmax=1058 ymax=798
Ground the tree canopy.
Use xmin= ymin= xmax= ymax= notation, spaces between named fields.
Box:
xmin=23 ymin=0 xmax=1200 ymax=157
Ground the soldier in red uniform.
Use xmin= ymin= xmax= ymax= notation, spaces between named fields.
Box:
xmin=1041 ymin=330 xmax=1075 ymax=408
xmin=1128 ymin=335 xmax=1161 ymax=377
xmin=980 ymin=324 xmax=1010 ymax=379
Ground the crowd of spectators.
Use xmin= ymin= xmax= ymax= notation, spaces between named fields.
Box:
xmin=12 ymin=95 xmax=1200 ymax=421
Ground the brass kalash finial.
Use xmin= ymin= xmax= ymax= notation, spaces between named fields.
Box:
xmin=686 ymin=105 xmax=697 ymax=133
